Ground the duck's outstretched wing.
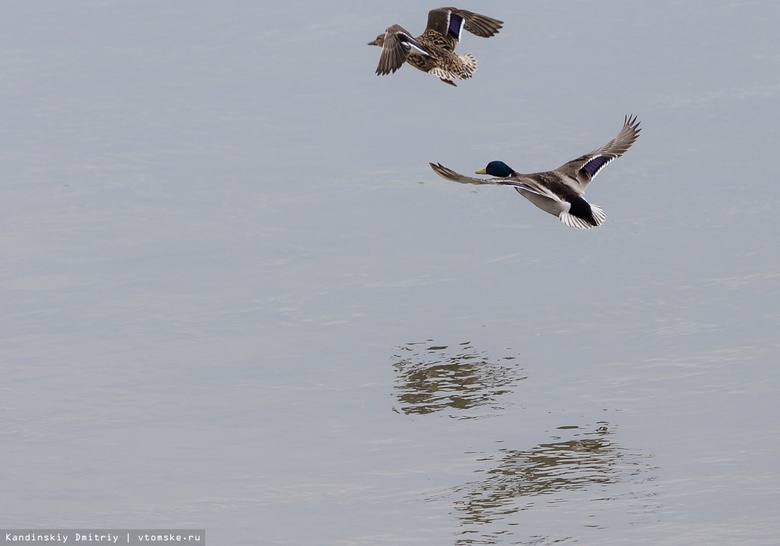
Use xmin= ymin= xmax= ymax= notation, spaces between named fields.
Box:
xmin=425 ymin=8 xmax=503 ymax=48
xmin=374 ymin=24 xmax=431 ymax=75
xmin=430 ymin=162 xmax=507 ymax=186
xmin=557 ymin=115 xmax=641 ymax=189
xmin=430 ymin=162 xmax=544 ymax=193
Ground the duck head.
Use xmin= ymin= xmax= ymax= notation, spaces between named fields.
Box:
xmin=476 ymin=161 xmax=515 ymax=177
xmin=368 ymin=34 xmax=385 ymax=47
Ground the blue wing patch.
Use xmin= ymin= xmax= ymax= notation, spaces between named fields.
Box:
xmin=448 ymin=13 xmax=464 ymax=40
xmin=580 ymin=155 xmax=613 ymax=178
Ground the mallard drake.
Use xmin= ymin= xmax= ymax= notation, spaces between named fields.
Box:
xmin=429 ymin=115 xmax=641 ymax=229
xmin=369 ymin=7 xmax=503 ymax=86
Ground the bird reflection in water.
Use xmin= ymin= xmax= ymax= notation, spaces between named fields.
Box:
xmin=391 ymin=340 xmax=525 ymax=419
xmin=453 ymin=424 xmax=658 ymax=542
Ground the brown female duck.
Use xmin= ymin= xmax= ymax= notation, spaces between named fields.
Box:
xmin=369 ymin=7 xmax=503 ymax=86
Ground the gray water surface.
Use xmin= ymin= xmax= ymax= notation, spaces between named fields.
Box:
xmin=2 ymin=1 xmax=779 ymax=544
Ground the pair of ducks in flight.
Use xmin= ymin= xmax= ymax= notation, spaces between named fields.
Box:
xmin=369 ymin=7 xmax=641 ymax=230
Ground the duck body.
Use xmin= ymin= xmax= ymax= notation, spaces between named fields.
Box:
xmin=486 ymin=166 xmax=608 ymax=229
xmin=430 ymin=115 xmax=641 ymax=229
xmin=369 ymin=8 xmax=503 ymax=86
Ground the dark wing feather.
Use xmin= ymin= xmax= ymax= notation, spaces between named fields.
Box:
xmin=557 ymin=115 xmax=641 ymax=188
xmin=375 ymin=24 xmax=426 ymax=75
xmin=425 ymin=8 xmax=503 ymax=46
xmin=440 ymin=7 xmax=503 ymax=38
xmin=579 ymin=155 xmax=614 ymax=179
xmin=587 ymin=114 xmax=642 ymax=160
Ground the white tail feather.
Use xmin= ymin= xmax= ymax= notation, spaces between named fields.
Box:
xmin=459 ymin=53 xmax=477 ymax=78
xmin=559 ymin=204 xmax=606 ymax=230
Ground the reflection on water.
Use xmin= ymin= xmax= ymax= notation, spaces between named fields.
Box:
xmin=391 ymin=340 xmax=525 ymax=419
xmin=453 ymin=424 xmax=658 ymax=544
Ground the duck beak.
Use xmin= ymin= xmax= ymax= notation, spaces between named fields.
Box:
xmin=368 ymin=39 xmax=379 ymax=46
xmin=475 ymin=168 xmax=487 ymax=174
